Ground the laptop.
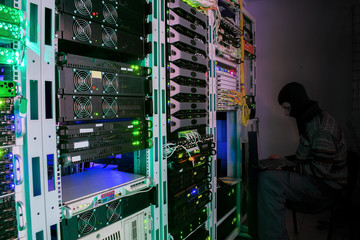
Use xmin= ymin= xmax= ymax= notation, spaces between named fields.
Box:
xmin=254 ymin=157 xmax=298 ymax=170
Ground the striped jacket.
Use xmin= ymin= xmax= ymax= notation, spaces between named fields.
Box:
xmin=295 ymin=111 xmax=348 ymax=189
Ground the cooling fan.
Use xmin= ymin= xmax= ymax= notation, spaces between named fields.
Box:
xmin=77 ymin=211 xmax=96 ymax=235
xmin=73 ymin=18 xmax=92 ymax=42
xmin=102 ymin=97 xmax=118 ymax=118
xmin=73 ymin=69 xmax=92 ymax=92
xmin=106 ymin=201 xmax=122 ymax=222
xmin=102 ymin=73 xmax=118 ymax=93
xmin=73 ymin=96 xmax=92 ymax=119
xmin=74 ymin=0 xmax=92 ymax=17
xmin=102 ymin=26 xmax=117 ymax=48
xmin=103 ymin=4 xmax=118 ymax=25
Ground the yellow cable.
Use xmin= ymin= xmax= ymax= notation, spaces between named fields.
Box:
xmin=238 ymin=0 xmax=249 ymax=126
xmin=242 ymin=103 xmax=250 ymax=126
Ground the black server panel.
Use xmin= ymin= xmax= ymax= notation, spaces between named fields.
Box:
xmin=60 ymin=188 xmax=156 ymax=240
xmin=166 ymin=0 xmax=209 ymax=139
xmin=56 ymin=0 xmax=146 ymax=36
xmin=56 ymin=13 xmax=145 ymax=61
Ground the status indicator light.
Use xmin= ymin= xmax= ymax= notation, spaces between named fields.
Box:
xmin=0 ymin=47 xmax=19 ymax=65
xmin=132 ymin=141 xmax=140 ymax=146
xmin=0 ymin=21 xmax=22 ymax=40
xmin=0 ymin=4 xmax=23 ymax=25
xmin=132 ymin=120 xmax=140 ymax=126
xmin=132 ymin=131 xmax=140 ymax=136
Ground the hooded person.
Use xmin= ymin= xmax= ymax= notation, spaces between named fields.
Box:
xmin=256 ymin=82 xmax=347 ymax=240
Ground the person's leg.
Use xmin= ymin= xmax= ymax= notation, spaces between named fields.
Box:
xmin=257 ymin=170 xmax=289 ymax=240
xmin=257 ymin=170 xmax=332 ymax=240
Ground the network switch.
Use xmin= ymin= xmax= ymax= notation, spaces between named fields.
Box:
xmin=59 ymin=140 xmax=151 ymax=166
xmin=56 ymin=53 xmax=151 ymax=77
xmin=57 ymin=119 xmax=150 ymax=138
xmin=58 ymin=131 xmax=150 ymax=152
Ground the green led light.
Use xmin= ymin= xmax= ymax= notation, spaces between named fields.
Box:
xmin=0 ymin=21 xmax=22 ymax=40
xmin=147 ymin=139 xmax=153 ymax=148
xmin=0 ymin=4 xmax=23 ymax=25
xmin=0 ymin=47 xmax=19 ymax=65
xmin=130 ymin=65 xmax=139 ymax=70
xmin=132 ymin=140 xmax=140 ymax=146
xmin=132 ymin=120 xmax=140 ymax=125
xmin=132 ymin=131 xmax=140 ymax=136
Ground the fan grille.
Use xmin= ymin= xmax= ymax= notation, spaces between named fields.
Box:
xmin=73 ymin=70 xmax=92 ymax=92
xmin=102 ymin=73 xmax=118 ymax=93
xmin=74 ymin=0 xmax=92 ymax=16
xmin=103 ymin=4 xmax=118 ymax=25
xmin=77 ymin=211 xmax=96 ymax=235
xmin=74 ymin=96 xmax=92 ymax=119
xmin=102 ymin=26 xmax=117 ymax=48
xmin=73 ymin=19 xmax=92 ymax=42
xmin=106 ymin=201 xmax=122 ymax=222
xmin=102 ymin=97 xmax=118 ymax=118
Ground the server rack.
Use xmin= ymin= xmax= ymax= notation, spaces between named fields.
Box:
xmin=5 ymin=0 xmax=255 ymax=239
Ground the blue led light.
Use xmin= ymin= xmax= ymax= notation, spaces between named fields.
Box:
xmin=191 ymin=189 xmax=197 ymax=195
xmin=11 ymin=115 xmax=14 ymax=120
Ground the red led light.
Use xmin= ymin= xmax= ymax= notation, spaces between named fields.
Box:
xmin=92 ymin=86 xmax=95 ymax=89
xmin=92 ymin=12 xmax=95 ymax=16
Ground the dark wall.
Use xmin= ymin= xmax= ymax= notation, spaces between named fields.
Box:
xmin=246 ymin=0 xmax=354 ymax=158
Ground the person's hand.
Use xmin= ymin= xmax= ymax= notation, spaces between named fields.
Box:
xmin=268 ymin=154 xmax=282 ymax=160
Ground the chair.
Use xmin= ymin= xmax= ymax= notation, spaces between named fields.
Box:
xmin=285 ymin=150 xmax=359 ymax=240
